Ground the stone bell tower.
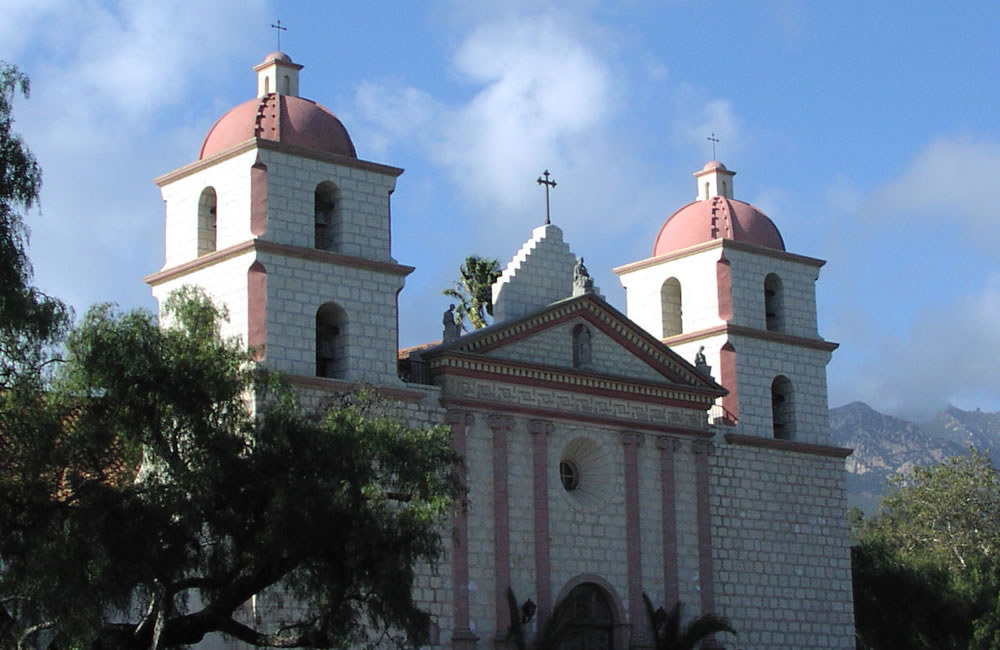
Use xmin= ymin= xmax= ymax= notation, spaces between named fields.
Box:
xmin=145 ymin=51 xmax=412 ymax=387
xmin=615 ymin=161 xmax=838 ymax=443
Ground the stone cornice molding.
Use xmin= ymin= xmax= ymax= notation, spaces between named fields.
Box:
xmin=661 ymin=323 xmax=839 ymax=352
xmin=144 ymin=239 xmax=415 ymax=286
xmin=613 ymin=238 xmax=826 ymax=276
xmin=430 ymin=355 xmax=719 ymax=409
xmin=154 ymin=137 xmax=403 ymax=187
xmin=439 ymin=397 xmax=712 ymax=439
xmin=282 ymin=375 xmax=428 ymax=401
xmin=724 ymin=433 xmax=853 ymax=458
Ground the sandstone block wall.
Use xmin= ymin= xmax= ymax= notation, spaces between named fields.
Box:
xmin=709 ymin=442 xmax=854 ymax=648
xmin=160 ymin=150 xmax=258 ymax=268
xmin=617 ymin=247 xmax=721 ymax=338
xmin=259 ymin=149 xmax=398 ymax=262
xmin=493 ymin=225 xmax=581 ymax=323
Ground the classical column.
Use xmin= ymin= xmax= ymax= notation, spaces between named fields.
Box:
xmin=692 ymin=439 xmax=715 ymax=616
xmin=447 ymin=410 xmax=478 ymax=650
xmin=620 ymin=431 xmax=644 ymax=633
xmin=489 ymin=415 xmax=514 ymax=636
xmin=656 ymin=437 xmax=680 ymax=607
xmin=529 ymin=419 xmax=554 ymax=618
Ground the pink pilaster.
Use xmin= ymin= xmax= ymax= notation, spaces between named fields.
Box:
xmin=447 ymin=410 xmax=478 ymax=650
xmin=250 ymin=156 xmax=268 ymax=236
xmin=489 ymin=415 xmax=514 ymax=634
xmin=529 ymin=419 xmax=553 ymax=618
xmin=692 ymin=440 xmax=715 ymax=615
xmin=247 ymin=261 xmax=267 ymax=360
xmin=655 ymin=437 xmax=679 ymax=606
xmin=620 ymin=431 xmax=643 ymax=632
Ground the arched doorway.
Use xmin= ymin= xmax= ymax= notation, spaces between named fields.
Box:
xmin=564 ymin=583 xmax=614 ymax=650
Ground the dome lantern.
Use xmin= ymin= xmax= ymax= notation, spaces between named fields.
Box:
xmin=694 ymin=160 xmax=735 ymax=201
xmin=253 ymin=51 xmax=303 ymax=98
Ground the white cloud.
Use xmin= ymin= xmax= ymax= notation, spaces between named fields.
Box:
xmin=865 ymin=136 xmax=1000 ymax=249
xmin=6 ymin=0 xmax=269 ymax=321
xmin=837 ymin=273 xmax=1000 ymax=419
xmin=669 ymin=87 xmax=745 ymax=160
xmin=434 ymin=15 xmax=614 ymax=212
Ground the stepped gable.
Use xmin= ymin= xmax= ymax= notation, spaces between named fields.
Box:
xmin=491 ymin=224 xmax=602 ymax=323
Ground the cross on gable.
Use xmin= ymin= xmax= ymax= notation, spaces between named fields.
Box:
xmin=537 ymin=170 xmax=557 ymax=225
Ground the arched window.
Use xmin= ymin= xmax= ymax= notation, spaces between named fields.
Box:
xmin=316 ymin=302 xmax=347 ymax=378
xmin=564 ymin=583 xmax=614 ymax=650
xmin=197 ymin=187 xmax=217 ymax=256
xmin=660 ymin=277 xmax=682 ymax=337
xmin=314 ymin=181 xmax=338 ymax=250
xmin=264 ymin=76 xmax=269 ymax=94
xmin=771 ymin=375 xmax=795 ymax=440
xmin=572 ymin=324 xmax=592 ymax=370
xmin=764 ymin=273 xmax=784 ymax=332
xmin=282 ymin=74 xmax=290 ymax=95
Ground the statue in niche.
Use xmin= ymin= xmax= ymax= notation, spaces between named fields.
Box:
xmin=572 ymin=324 xmax=592 ymax=370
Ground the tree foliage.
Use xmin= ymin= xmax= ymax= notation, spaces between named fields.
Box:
xmin=0 ymin=289 xmax=463 ymax=649
xmin=853 ymin=449 xmax=1000 ymax=649
xmin=641 ymin=594 xmax=735 ymax=650
xmin=0 ymin=62 xmax=69 ymax=393
xmin=505 ymin=588 xmax=574 ymax=650
xmin=0 ymin=64 xmax=462 ymax=649
xmin=442 ymin=255 xmax=501 ymax=331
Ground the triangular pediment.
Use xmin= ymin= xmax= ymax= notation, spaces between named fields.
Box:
xmin=415 ymin=294 xmax=725 ymax=401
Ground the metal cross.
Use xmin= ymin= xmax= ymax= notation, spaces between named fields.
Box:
xmin=707 ymin=132 xmax=720 ymax=159
xmin=271 ymin=20 xmax=287 ymax=50
xmin=537 ymin=170 xmax=557 ymax=225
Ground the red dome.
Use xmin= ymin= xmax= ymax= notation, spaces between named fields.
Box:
xmin=652 ymin=197 xmax=785 ymax=256
xmin=199 ymin=94 xmax=356 ymax=160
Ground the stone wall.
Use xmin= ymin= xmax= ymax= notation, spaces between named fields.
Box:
xmin=709 ymin=441 xmax=855 ymax=648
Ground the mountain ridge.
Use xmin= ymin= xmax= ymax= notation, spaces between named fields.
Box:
xmin=828 ymin=401 xmax=1000 ymax=515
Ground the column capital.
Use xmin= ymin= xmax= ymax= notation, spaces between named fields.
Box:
xmin=488 ymin=414 xmax=515 ymax=433
xmin=655 ymin=436 xmax=682 ymax=451
xmin=529 ymin=418 xmax=554 ymax=436
xmin=446 ymin=410 xmax=476 ymax=428
xmin=692 ymin=439 xmax=713 ymax=455
xmin=620 ymin=430 xmax=644 ymax=447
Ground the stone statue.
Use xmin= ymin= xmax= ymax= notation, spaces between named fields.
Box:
xmin=442 ymin=304 xmax=462 ymax=343
xmin=694 ymin=345 xmax=713 ymax=379
xmin=573 ymin=257 xmax=594 ymax=295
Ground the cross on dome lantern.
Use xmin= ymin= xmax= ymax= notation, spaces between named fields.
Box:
xmin=270 ymin=20 xmax=287 ymax=50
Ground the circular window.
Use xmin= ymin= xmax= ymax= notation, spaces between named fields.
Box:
xmin=559 ymin=436 xmax=614 ymax=510
xmin=560 ymin=460 xmax=580 ymax=490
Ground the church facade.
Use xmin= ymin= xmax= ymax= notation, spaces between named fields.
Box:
xmin=145 ymin=52 xmax=855 ymax=650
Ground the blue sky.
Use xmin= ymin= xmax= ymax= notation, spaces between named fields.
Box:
xmin=4 ymin=1 xmax=999 ymax=419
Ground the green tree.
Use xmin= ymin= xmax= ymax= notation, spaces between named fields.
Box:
xmin=442 ymin=255 xmax=501 ymax=331
xmin=854 ymin=449 xmax=1000 ymax=648
xmin=852 ymin=538 xmax=972 ymax=650
xmin=641 ymin=594 xmax=735 ymax=650
xmin=0 ymin=289 xmax=463 ymax=649
xmin=505 ymin=588 xmax=573 ymax=650
xmin=0 ymin=62 xmax=69 ymax=391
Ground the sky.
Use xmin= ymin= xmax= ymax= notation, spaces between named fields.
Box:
xmin=3 ymin=0 xmax=999 ymax=421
